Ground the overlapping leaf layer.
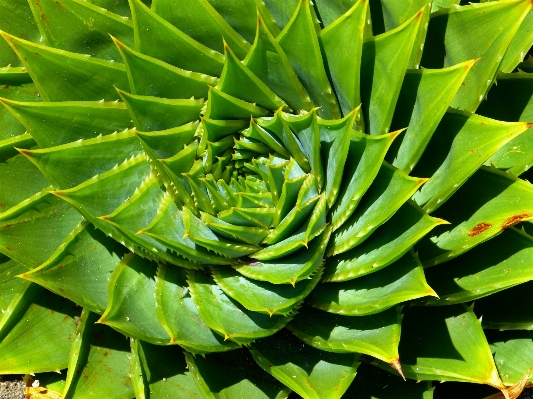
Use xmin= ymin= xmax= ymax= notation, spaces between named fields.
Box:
xmin=1 ymin=0 xmax=533 ymax=397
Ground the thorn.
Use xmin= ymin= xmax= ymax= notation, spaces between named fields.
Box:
xmin=390 ymin=359 xmax=406 ymax=381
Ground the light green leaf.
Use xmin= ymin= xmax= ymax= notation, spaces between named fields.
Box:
xmin=188 ymin=270 xmax=290 ymax=344
xmin=422 ymin=227 xmax=533 ymax=305
xmin=212 ymin=265 xmax=322 ymax=316
xmin=476 ymin=71 xmax=533 ymax=176
xmin=421 ymin=0 xmax=532 ymax=112
xmin=309 ymin=252 xmax=436 ymax=315
xmin=20 ymin=222 xmax=126 ymax=314
xmin=390 ymin=60 xmax=476 ymax=173
xmin=0 ymin=284 xmax=80 ymax=374
xmin=417 ymin=167 xmax=533 ymax=267
xmin=319 ymin=0 xmax=367 ymax=116
xmin=235 ymin=227 xmax=329 ymax=285
xmin=129 ymin=0 xmax=224 ymax=76
xmin=412 ymin=109 xmax=531 ymax=213
xmin=396 ymin=305 xmax=503 ymax=387
xmin=489 ymin=330 xmax=533 ymax=387
xmin=0 ymin=99 xmax=133 ymax=147
xmin=152 ymin=0 xmax=250 ymax=59
xmin=114 ymin=38 xmax=217 ymax=99
xmin=329 ymin=162 xmax=426 ymax=257
xmin=324 ymin=201 xmax=444 ymax=282
xmin=360 ymin=8 xmax=425 ymax=136
xmin=154 ymin=264 xmax=238 ymax=353
xmin=1 ymin=32 xmax=129 ymax=101
xmin=118 ymin=90 xmax=203 ymax=132
xmin=500 ymin=9 xmax=533 ymax=73
xmin=63 ymin=310 xmax=134 ymax=399
xmin=288 ymin=305 xmax=402 ymax=364
xmin=244 ymin=14 xmax=311 ymax=113
xmin=26 ymin=0 xmax=133 ymax=60
xmin=218 ymin=44 xmax=287 ymax=111
xmin=277 ymin=0 xmax=340 ymax=119
xmin=99 ymin=253 xmax=171 ymax=345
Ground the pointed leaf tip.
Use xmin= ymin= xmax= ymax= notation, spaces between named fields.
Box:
xmin=390 ymin=358 xmax=406 ymax=381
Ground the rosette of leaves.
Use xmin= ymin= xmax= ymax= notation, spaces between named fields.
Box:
xmin=1 ymin=0 xmax=533 ymax=398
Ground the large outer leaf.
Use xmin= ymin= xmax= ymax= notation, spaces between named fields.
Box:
xmin=396 ymin=305 xmax=503 ymax=387
xmin=421 ymin=0 xmax=532 ymax=112
xmin=250 ymin=329 xmax=360 ymax=399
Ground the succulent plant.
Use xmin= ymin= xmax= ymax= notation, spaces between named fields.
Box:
xmin=1 ymin=0 xmax=533 ymax=398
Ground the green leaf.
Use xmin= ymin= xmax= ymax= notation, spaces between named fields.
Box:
xmin=0 ymin=194 xmax=84 ymax=269
xmin=476 ymin=71 xmax=533 ymax=176
xmin=0 ymin=66 xmax=32 ymax=85
xmin=329 ymin=131 xmax=395 ymax=232
xmin=0 ymin=99 xmax=133 ymax=147
xmin=1 ymin=32 xmax=129 ymax=101
xmin=390 ymin=60 xmax=476 ymax=173
xmin=0 ymin=256 xmax=26 ymax=312
xmin=0 ymin=0 xmax=40 ymax=67
xmin=421 ymin=0 xmax=532 ymax=112
xmin=136 ymin=121 xmax=197 ymax=159
xmin=53 ymin=153 xmax=151 ymax=218
xmin=21 ymin=129 xmax=143 ymax=189
xmin=321 ymin=111 xmax=356 ymax=208
xmin=250 ymin=329 xmax=360 ymax=399
xmin=118 ymin=90 xmax=204 ymax=132
xmin=218 ymin=44 xmax=287 ymax=111
xmin=212 ymin=265 xmax=322 ymax=316
xmin=422 ymin=227 xmax=533 ymax=305
xmin=152 ymin=0 xmax=250 ymax=59
xmin=277 ymin=0 xmax=341 ymax=119
xmin=26 ymin=0 xmax=133 ymax=60
xmin=114 ymin=38 xmax=217 ymax=99
xmin=488 ymin=330 xmax=533 ymax=387
xmin=0 ymin=150 xmax=49 ymax=215
xmin=99 ymin=253 xmax=171 ymax=344
xmin=243 ymin=15 xmax=311 ymax=113
xmin=140 ymin=193 xmax=233 ymax=265
xmin=206 ymin=0 xmax=280 ymax=43
xmin=501 ymin=9 xmax=533 ymax=73
xmin=182 ymin=207 xmax=259 ymax=257
xmin=154 ymin=264 xmax=238 ymax=353
xmin=319 ymin=0 xmax=367 ymax=115
xmin=475 ymin=281 xmax=533 ymax=330
xmin=412 ymin=109 xmax=531 ymax=213
xmin=188 ymin=270 xmax=290 ymax=344
xmin=323 ymin=201 xmax=444 ymax=282
xmin=185 ymin=349 xmax=291 ymax=399
xmin=262 ymin=0 xmax=299 ymax=30
xmin=234 ymin=227 xmax=330 ymax=285
xmin=417 ymin=167 xmax=533 ymax=267
xmin=329 ymin=162 xmax=426 ymax=257
xmin=360 ymin=8 xmax=425 ymax=136
xmin=0 ymin=284 xmax=80 ymax=374
xmin=204 ymin=87 xmax=270 ymax=120
xmin=0 ymin=84 xmax=41 ymax=141
xmin=396 ymin=305 xmax=503 ymax=386
xmin=132 ymin=340 xmax=205 ymax=399
xmin=20 ymin=222 xmax=126 ymax=314
xmin=129 ymin=0 xmax=224 ymax=76
xmin=288 ymin=305 xmax=402 ymax=364
xmin=309 ymin=252 xmax=436 ymax=315
xmin=63 ymin=309 xmax=134 ymax=399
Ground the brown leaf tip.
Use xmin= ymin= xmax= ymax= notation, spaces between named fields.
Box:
xmin=390 ymin=358 xmax=406 ymax=381
xmin=468 ymin=223 xmax=492 ymax=237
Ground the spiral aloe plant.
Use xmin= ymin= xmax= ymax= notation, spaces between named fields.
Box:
xmin=1 ymin=0 xmax=533 ymax=398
